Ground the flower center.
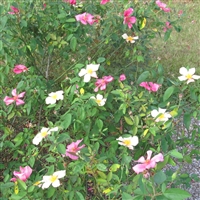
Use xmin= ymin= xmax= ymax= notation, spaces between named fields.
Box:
xmin=158 ymin=114 xmax=165 ymax=120
xmin=50 ymin=175 xmax=58 ymax=183
xmin=52 ymin=94 xmax=58 ymax=100
xmin=96 ymin=99 xmax=102 ymax=105
xmin=13 ymin=96 xmax=18 ymax=100
xmin=87 ymin=68 xmax=93 ymax=74
xmin=127 ymin=36 xmax=133 ymax=42
xmin=145 ymin=159 xmax=151 ymax=164
xmin=123 ymin=139 xmax=131 ymax=146
xmin=41 ymin=131 xmax=48 ymax=137
xmin=186 ymin=74 xmax=192 ymax=79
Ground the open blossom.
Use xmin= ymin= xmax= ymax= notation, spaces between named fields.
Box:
xmin=122 ymin=33 xmax=138 ymax=43
xmin=78 ymin=64 xmax=99 ymax=82
xmin=156 ymin=0 xmax=170 ymax=12
xmin=163 ymin=21 xmax=172 ymax=32
xmin=139 ymin=82 xmax=161 ymax=92
xmin=4 ymin=89 xmax=25 ymax=106
xmin=133 ymin=150 xmax=164 ymax=174
xmin=100 ymin=0 xmax=110 ymax=4
xmin=40 ymin=170 xmax=66 ymax=189
xmin=32 ymin=127 xmax=58 ymax=145
xmin=8 ymin=6 xmax=19 ymax=14
xmin=75 ymin=13 xmax=95 ymax=25
xmin=119 ymin=74 xmax=126 ymax=81
xmin=116 ymin=136 xmax=139 ymax=150
xmin=63 ymin=0 xmax=76 ymax=5
xmin=10 ymin=166 xmax=32 ymax=182
xmin=90 ymin=94 xmax=106 ymax=106
xmin=94 ymin=75 xmax=114 ymax=92
xmin=45 ymin=90 xmax=64 ymax=104
xmin=63 ymin=139 xmax=85 ymax=160
xmin=151 ymin=108 xmax=171 ymax=122
xmin=123 ymin=8 xmax=136 ymax=29
xmin=178 ymin=67 xmax=200 ymax=84
xmin=13 ymin=64 xmax=28 ymax=74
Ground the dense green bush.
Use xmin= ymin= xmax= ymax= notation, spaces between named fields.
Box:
xmin=0 ymin=0 xmax=199 ymax=199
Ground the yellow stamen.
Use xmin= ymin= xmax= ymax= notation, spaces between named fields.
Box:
xmin=96 ymin=99 xmax=102 ymax=105
xmin=158 ymin=114 xmax=165 ymax=120
xmin=41 ymin=131 xmax=48 ymax=137
xmin=87 ymin=68 xmax=93 ymax=74
xmin=50 ymin=175 xmax=58 ymax=183
xmin=51 ymin=94 xmax=58 ymax=100
xmin=123 ymin=139 xmax=131 ymax=146
xmin=126 ymin=36 xmax=134 ymax=42
xmin=186 ymin=74 xmax=192 ymax=79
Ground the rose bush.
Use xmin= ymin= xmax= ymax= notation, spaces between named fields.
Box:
xmin=0 ymin=0 xmax=199 ymax=199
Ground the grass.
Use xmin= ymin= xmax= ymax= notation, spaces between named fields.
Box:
xmin=151 ymin=2 xmax=200 ymax=75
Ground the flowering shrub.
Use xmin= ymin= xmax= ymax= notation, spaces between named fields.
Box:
xmin=0 ymin=0 xmax=199 ymax=199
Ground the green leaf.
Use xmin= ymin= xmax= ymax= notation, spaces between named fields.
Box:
xmin=183 ymin=113 xmax=191 ymax=130
xmin=97 ymin=171 xmax=107 ymax=179
xmin=169 ymin=149 xmax=183 ymax=159
xmin=61 ymin=113 xmax=72 ymax=129
xmin=57 ymin=13 xmax=66 ymax=19
xmin=96 ymin=164 xmax=107 ymax=172
xmin=164 ymin=29 xmax=172 ymax=41
xmin=76 ymin=191 xmax=84 ymax=200
xmin=122 ymin=192 xmax=133 ymax=200
xmin=122 ymin=154 xmax=132 ymax=165
xmin=20 ymin=19 xmax=27 ymax=27
xmin=0 ymin=182 xmax=14 ymax=189
xmin=137 ymin=55 xmax=144 ymax=62
xmin=164 ymin=188 xmax=191 ymax=200
xmin=47 ymin=187 xmax=56 ymax=198
xmin=46 ymin=156 xmax=56 ymax=163
xmin=66 ymin=18 xmax=76 ymax=22
xmin=28 ymin=185 xmax=35 ymax=193
xmin=47 ymin=165 xmax=54 ymax=175
xmin=163 ymin=86 xmax=174 ymax=102
xmin=109 ymin=164 xmax=120 ymax=172
xmin=57 ymin=133 xmax=70 ymax=143
xmin=136 ymin=71 xmax=150 ymax=84
xmin=70 ymin=37 xmax=77 ymax=52
xmin=17 ymin=179 xmax=27 ymax=190
xmin=0 ymin=40 xmax=2 ymax=50
xmin=124 ymin=116 xmax=134 ymax=125
xmin=154 ymin=171 xmax=166 ymax=184
xmin=10 ymin=191 xmax=27 ymax=200
xmin=57 ymin=143 xmax=66 ymax=154
xmin=28 ymin=156 xmax=35 ymax=167
xmin=107 ymin=171 xmax=112 ymax=182
xmin=97 ymin=57 xmax=105 ymax=63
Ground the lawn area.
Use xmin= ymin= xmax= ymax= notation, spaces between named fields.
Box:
xmin=151 ymin=1 xmax=200 ymax=75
